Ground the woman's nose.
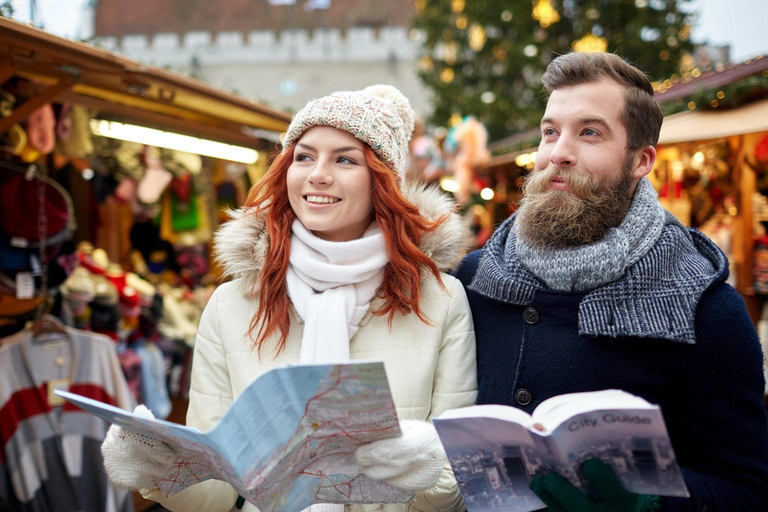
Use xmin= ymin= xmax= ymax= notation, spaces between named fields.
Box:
xmin=308 ymin=160 xmax=333 ymax=185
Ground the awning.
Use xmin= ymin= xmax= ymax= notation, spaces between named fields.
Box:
xmin=658 ymin=98 xmax=768 ymax=144
xmin=0 ymin=18 xmax=292 ymax=148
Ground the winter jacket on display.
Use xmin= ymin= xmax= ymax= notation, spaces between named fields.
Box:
xmin=453 ymin=215 xmax=768 ymax=512
xmin=144 ymin=184 xmax=478 ymax=512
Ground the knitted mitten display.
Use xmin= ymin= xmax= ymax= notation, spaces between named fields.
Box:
xmin=354 ymin=420 xmax=446 ymax=491
xmin=530 ymin=459 xmax=661 ymax=512
xmin=100 ymin=404 xmax=179 ymax=491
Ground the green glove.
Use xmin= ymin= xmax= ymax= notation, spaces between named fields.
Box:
xmin=529 ymin=459 xmax=661 ymax=512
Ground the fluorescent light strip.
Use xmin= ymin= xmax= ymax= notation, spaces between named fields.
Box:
xmin=89 ymin=120 xmax=260 ymax=164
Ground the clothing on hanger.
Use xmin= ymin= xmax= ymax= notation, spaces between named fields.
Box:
xmin=0 ymin=325 xmax=134 ymax=511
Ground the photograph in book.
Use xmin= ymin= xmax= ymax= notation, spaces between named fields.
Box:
xmin=56 ymin=361 xmax=413 ymax=512
xmin=433 ymin=389 xmax=689 ymax=512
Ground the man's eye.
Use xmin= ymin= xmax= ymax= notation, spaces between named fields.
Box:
xmin=583 ymin=129 xmax=598 ymax=136
xmin=543 ymin=128 xmax=557 ymax=136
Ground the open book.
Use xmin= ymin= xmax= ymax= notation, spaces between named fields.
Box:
xmin=433 ymin=390 xmax=689 ymax=512
xmin=57 ymin=361 xmax=412 ymax=512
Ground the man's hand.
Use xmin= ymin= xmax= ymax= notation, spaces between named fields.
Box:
xmin=355 ymin=420 xmax=446 ymax=491
xmin=529 ymin=459 xmax=661 ymax=512
xmin=100 ymin=405 xmax=179 ymax=491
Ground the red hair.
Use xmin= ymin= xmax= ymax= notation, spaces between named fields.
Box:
xmin=243 ymin=143 xmax=447 ymax=356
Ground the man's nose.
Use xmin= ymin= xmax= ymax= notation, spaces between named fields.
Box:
xmin=549 ymin=137 xmax=577 ymax=168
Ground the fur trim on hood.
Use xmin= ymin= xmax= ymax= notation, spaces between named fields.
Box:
xmin=213 ymin=182 xmax=473 ymax=299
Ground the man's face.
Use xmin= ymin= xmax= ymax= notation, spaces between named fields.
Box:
xmin=516 ymin=78 xmax=642 ymax=247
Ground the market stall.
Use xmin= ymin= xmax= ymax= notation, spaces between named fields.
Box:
xmin=0 ymin=17 xmax=291 ymax=511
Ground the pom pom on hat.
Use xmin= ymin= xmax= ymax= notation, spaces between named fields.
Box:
xmin=363 ymin=84 xmax=415 ymax=140
xmin=282 ymin=84 xmax=416 ymax=184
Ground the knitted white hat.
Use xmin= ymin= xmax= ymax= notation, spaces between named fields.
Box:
xmin=282 ymin=84 xmax=415 ymax=181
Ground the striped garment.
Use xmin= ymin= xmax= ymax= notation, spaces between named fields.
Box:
xmin=0 ymin=327 xmax=135 ymax=511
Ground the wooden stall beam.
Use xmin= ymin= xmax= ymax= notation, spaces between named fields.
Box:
xmin=0 ymin=77 xmax=75 ymax=133
xmin=0 ymin=57 xmax=16 ymax=87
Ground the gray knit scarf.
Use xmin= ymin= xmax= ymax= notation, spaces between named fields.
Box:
xmin=468 ymin=177 xmax=727 ymax=343
xmin=514 ymin=178 xmax=666 ymax=292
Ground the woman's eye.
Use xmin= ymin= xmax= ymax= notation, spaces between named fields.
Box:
xmin=296 ymin=153 xmax=311 ymax=162
xmin=338 ymin=156 xmax=357 ymax=165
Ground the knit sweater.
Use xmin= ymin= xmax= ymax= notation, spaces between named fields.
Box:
xmin=453 ymin=217 xmax=768 ymax=512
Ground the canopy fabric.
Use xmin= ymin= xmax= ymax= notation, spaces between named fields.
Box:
xmin=658 ymin=99 xmax=768 ymax=144
xmin=0 ymin=18 xmax=291 ymax=148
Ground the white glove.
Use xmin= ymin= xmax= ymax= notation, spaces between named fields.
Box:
xmin=101 ymin=404 xmax=178 ymax=491
xmin=355 ymin=420 xmax=446 ymax=491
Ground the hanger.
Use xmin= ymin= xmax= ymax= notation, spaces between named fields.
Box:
xmin=30 ymin=314 xmax=68 ymax=338
xmin=26 ymin=296 xmax=70 ymax=343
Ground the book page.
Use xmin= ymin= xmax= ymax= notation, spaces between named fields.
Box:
xmin=547 ymin=407 xmax=689 ymax=498
xmin=434 ymin=412 xmax=561 ymax=512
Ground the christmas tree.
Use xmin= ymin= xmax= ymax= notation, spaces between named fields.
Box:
xmin=413 ymin=0 xmax=695 ymax=143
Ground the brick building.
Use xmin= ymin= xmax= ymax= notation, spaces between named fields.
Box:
xmin=92 ymin=0 xmax=431 ymax=116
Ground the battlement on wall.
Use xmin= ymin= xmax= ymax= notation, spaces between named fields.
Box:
xmin=96 ymin=26 xmax=425 ymax=66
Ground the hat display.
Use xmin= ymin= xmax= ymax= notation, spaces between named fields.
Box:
xmin=0 ymin=172 xmax=76 ymax=248
xmin=282 ymin=84 xmax=415 ymax=182
xmin=55 ymin=105 xmax=94 ymax=158
xmin=25 ymin=104 xmax=56 ymax=155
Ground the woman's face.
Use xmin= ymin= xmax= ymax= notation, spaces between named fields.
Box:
xmin=287 ymin=126 xmax=374 ymax=242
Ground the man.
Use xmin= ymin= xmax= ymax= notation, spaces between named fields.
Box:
xmin=453 ymin=52 xmax=768 ymax=511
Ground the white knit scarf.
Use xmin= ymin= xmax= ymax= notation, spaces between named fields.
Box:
xmin=286 ymin=219 xmax=389 ymax=512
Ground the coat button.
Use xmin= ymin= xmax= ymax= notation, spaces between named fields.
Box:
xmin=515 ymin=388 xmax=532 ymax=406
xmin=523 ymin=307 xmax=539 ymax=325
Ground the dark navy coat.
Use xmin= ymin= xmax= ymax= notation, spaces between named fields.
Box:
xmin=454 ymin=248 xmax=768 ymax=512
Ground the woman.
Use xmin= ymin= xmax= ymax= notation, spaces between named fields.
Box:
xmin=101 ymin=85 xmax=477 ymax=512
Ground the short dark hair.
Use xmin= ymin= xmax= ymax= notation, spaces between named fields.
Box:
xmin=541 ymin=52 xmax=664 ymax=151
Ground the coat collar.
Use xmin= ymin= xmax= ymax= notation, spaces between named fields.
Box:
xmin=469 ymin=212 xmax=728 ymax=344
xmin=214 ymin=182 xmax=472 ymax=304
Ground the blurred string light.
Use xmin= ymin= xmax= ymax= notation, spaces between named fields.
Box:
xmin=501 ymin=10 xmax=513 ymax=22
xmin=456 ymin=15 xmax=468 ymax=30
xmin=469 ymin=24 xmax=487 ymax=51
xmin=440 ymin=177 xmax=460 ymax=193
xmin=481 ymin=91 xmax=496 ymax=104
xmin=444 ymin=41 xmax=459 ymax=64
xmin=451 ymin=0 xmax=465 ymax=13
xmin=419 ymin=55 xmax=434 ymax=72
xmin=480 ymin=187 xmax=495 ymax=200
xmin=515 ymin=151 xmax=537 ymax=167
xmin=532 ymin=0 xmax=560 ymax=28
xmin=441 ymin=68 xmax=455 ymax=83
xmin=90 ymin=120 xmax=259 ymax=164
xmin=573 ymin=34 xmax=608 ymax=53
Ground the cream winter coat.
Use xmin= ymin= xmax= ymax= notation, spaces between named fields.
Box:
xmin=144 ymin=184 xmax=478 ymax=512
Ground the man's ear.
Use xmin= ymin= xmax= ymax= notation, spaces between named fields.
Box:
xmin=631 ymin=145 xmax=657 ymax=180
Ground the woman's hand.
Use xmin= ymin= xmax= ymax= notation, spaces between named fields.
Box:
xmin=355 ymin=420 xmax=447 ymax=491
xmin=100 ymin=405 xmax=179 ymax=491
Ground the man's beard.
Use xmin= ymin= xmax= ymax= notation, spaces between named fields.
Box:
xmin=516 ymin=155 xmax=635 ymax=248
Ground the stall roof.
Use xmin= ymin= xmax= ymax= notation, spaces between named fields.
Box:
xmin=654 ymin=55 xmax=768 ymax=104
xmin=658 ymin=98 xmax=768 ymax=145
xmin=0 ymin=18 xmax=292 ymax=148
